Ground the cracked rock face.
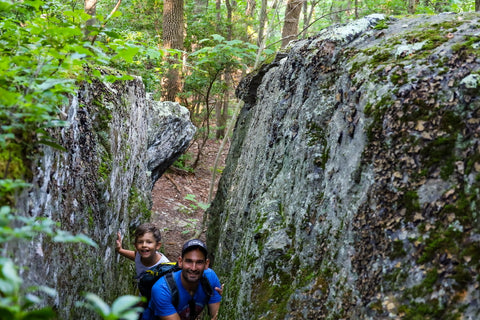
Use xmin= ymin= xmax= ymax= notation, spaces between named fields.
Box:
xmin=10 ymin=75 xmax=195 ymax=319
xmin=208 ymin=13 xmax=480 ymax=319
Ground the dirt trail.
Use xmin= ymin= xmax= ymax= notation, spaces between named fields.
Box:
xmin=151 ymin=139 xmax=229 ymax=261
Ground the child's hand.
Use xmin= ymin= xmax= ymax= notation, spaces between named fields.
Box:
xmin=115 ymin=231 xmax=122 ymax=252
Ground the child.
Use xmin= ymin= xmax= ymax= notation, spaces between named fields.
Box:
xmin=116 ymin=222 xmax=170 ymax=280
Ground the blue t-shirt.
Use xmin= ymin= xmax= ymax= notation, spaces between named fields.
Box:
xmin=142 ymin=268 xmax=221 ymax=320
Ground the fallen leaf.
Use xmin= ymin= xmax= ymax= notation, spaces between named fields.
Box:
xmin=415 ymin=121 xmax=426 ymax=131
xmin=475 ymin=162 xmax=480 ymax=172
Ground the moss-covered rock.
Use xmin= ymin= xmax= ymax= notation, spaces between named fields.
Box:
xmin=207 ymin=13 xmax=480 ymax=319
xmin=9 ymin=71 xmax=195 ymax=319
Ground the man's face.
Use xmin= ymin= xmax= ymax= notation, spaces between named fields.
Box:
xmin=179 ymin=248 xmax=209 ymax=283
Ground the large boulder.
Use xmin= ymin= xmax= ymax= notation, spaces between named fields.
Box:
xmin=9 ymin=74 xmax=194 ymax=319
xmin=207 ymin=13 xmax=480 ymax=319
xmin=147 ymin=100 xmax=196 ymax=184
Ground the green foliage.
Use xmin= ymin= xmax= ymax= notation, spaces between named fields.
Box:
xmin=172 ymin=153 xmax=195 ymax=173
xmin=0 ymin=258 xmax=57 ymax=319
xmin=181 ymin=218 xmax=200 ymax=235
xmin=191 ymin=34 xmax=257 ymax=75
xmin=0 ymin=1 xmax=153 ymax=318
xmin=1 ymin=0 xmax=478 ymax=318
xmin=182 ymin=34 xmax=257 ymax=106
xmin=185 ymin=193 xmax=210 ymax=211
xmin=78 ymin=293 xmax=143 ymax=320
xmin=0 ymin=205 xmax=98 ymax=319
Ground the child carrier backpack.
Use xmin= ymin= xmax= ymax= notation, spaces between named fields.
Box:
xmin=137 ymin=262 xmax=180 ymax=301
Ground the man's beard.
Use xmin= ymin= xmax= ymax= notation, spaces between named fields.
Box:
xmin=182 ymin=269 xmax=203 ymax=283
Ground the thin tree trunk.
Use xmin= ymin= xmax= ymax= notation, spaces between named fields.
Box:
xmin=194 ymin=100 xmax=243 ymax=239
xmin=84 ymin=0 xmax=96 ymax=15
xmin=281 ymin=0 xmax=304 ymax=48
xmin=257 ymin=0 xmax=267 ymax=48
xmin=215 ymin=73 xmax=231 ymax=139
xmin=246 ymin=0 xmax=256 ymax=16
xmin=254 ymin=0 xmax=280 ymax=68
xmin=84 ymin=0 xmax=97 ymax=37
xmin=162 ymin=0 xmax=184 ymax=102
xmin=215 ymin=0 xmax=233 ymax=139
xmin=477 ymin=0 xmax=480 ymax=11
xmin=408 ymin=0 xmax=416 ymax=14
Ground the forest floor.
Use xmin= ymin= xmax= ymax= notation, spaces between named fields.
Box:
xmin=151 ymin=138 xmax=230 ymax=261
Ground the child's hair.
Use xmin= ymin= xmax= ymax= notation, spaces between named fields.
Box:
xmin=134 ymin=223 xmax=162 ymax=243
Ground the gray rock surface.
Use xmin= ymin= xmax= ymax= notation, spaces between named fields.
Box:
xmin=147 ymin=100 xmax=196 ymax=184
xmin=9 ymin=74 xmax=194 ymax=319
xmin=207 ymin=13 xmax=480 ymax=319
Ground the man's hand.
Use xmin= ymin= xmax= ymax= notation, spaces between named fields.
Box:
xmin=215 ymin=283 xmax=224 ymax=296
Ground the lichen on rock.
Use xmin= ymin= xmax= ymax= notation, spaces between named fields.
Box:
xmin=207 ymin=13 xmax=480 ymax=319
xmin=9 ymin=71 xmax=196 ymax=319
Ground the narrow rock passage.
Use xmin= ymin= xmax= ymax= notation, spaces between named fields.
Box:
xmin=151 ymin=139 xmax=229 ymax=260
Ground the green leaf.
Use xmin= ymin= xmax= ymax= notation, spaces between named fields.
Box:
xmin=84 ymin=293 xmax=110 ymax=317
xmin=37 ymin=79 xmax=75 ymax=91
xmin=52 ymin=231 xmax=98 ymax=248
xmin=145 ymin=48 xmax=163 ymax=60
xmin=226 ymin=39 xmax=243 ymax=46
xmin=184 ymin=194 xmax=196 ymax=202
xmin=111 ymin=295 xmax=142 ymax=315
xmin=113 ymin=45 xmax=140 ymax=63
xmin=0 ymin=0 xmax=12 ymax=12
xmin=109 ymin=10 xmax=122 ymax=19
xmin=23 ymin=293 xmax=42 ymax=309
xmin=0 ymin=307 xmax=15 ymax=320
xmin=21 ymin=307 xmax=56 ymax=320
xmin=37 ymin=139 xmax=67 ymax=152
xmin=37 ymin=286 xmax=57 ymax=298
xmin=105 ymin=74 xmax=134 ymax=82
xmin=0 ymin=259 xmax=21 ymax=295
xmin=211 ymin=34 xmax=224 ymax=42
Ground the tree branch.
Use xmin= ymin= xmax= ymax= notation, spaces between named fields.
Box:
xmin=90 ymin=0 xmax=122 ymax=46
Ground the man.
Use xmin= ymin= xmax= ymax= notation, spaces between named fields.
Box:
xmin=142 ymin=239 xmax=222 ymax=320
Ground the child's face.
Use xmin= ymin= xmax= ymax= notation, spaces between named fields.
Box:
xmin=135 ymin=232 xmax=161 ymax=259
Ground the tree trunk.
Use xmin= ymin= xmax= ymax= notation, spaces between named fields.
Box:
xmin=246 ymin=0 xmax=256 ymax=16
xmin=84 ymin=0 xmax=97 ymax=36
xmin=84 ymin=0 xmax=97 ymax=16
xmin=215 ymin=73 xmax=230 ymax=139
xmin=408 ymin=0 xmax=416 ymax=14
xmin=215 ymin=99 xmax=223 ymax=139
xmin=85 ymin=0 xmax=97 ymax=31
xmin=476 ymin=0 xmax=480 ymax=11
xmin=162 ymin=0 xmax=184 ymax=102
xmin=257 ymin=0 xmax=268 ymax=48
xmin=254 ymin=0 xmax=280 ymax=68
xmin=281 ymin=0 xmax=303 ymax=49
xmin=225 ymin=0 xmax=233 ymax=40
xmin=213 ymin=0 xmax=233 ymax=140
xmin=301 ymin=0 xmax=319 ymax=38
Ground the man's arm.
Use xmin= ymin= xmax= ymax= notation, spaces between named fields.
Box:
xmin=208 ymin=302 xmax=221 ymax=320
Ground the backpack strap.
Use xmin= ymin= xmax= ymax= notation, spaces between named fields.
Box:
xmin=165 ymin=272 xmax=214 ymax=315
xmin=199 ymin=275 xmax=213 ymax=316
xmin=199 ymin=276 xmax=213 ymax=302
xmin=165 ymin=272 xmax=180 ymax=308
